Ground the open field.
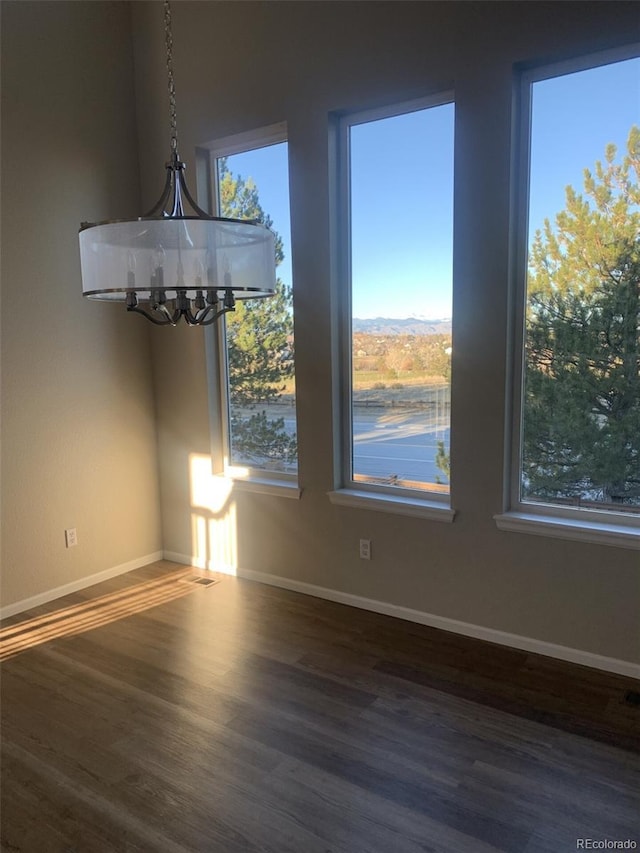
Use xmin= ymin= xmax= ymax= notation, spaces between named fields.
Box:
xmin=277 ymin=380 xmax=450 ymax=407
xmin=352 ymin=371 xmax=448 ymax=390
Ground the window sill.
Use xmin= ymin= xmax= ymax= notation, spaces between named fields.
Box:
xmin=494 ymin=511 xmax=640 ymax=550
xmin=328 ymin=488 xmax=455 ymax=522
xmin=231 ymin=476 xmax=302 ymax=500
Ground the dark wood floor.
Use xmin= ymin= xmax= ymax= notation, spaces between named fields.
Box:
xmin=1 ymin=560 xmax=639 ymax=852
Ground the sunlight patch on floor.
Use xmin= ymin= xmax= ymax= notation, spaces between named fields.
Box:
xmin=0 ymin=569 xmax=211 ymax=661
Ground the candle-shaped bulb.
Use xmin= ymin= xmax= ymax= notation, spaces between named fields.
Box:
xmin=194 ymin=258 xmax=205 ymax=289
xmin=206 ymin=249 xmax=216 ymax=286
xmin=153 ymin=245 xmax=165 ymax=270
xmin=223 ymin=254 xmax=232 ymax=289
xmin=153 ymin=245 xmax=165 ymax=288
xmin=126 ymin=251 xmax=136 ymax=288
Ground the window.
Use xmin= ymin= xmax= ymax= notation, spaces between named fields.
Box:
xmin=206 ymin=125 xmax=298 ymax=485
xmin=500 ymin=48 xmax=640 ymax=546
xmin=334 ymin=96 xmax=455 ymax=515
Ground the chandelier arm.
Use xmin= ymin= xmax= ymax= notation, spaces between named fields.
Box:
xmin=198 ymin=304 xmax=236 ymax=327
xmin=127 ymin=305 xmax=177 ymax=326
xmin=170 ymin=171 xmax=186 ymax=218
xmin=177 ymin=170 xmax=213 ymax=220
xmin=142 ymin=168 xmax=174 ymax=218
xmin=127 ymin=301 xmax=234 ymax=327
xmin=157 ymin=301 xmax=182 ymax=323
xmin=193 ymin=300 xmax=219 ymax=323
xmin=181 ymin=305 xmax=199 ymax=325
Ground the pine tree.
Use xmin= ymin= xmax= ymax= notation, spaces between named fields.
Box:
xmin=523 ymin=127 xmax=640 ymax=506
xmin=435 ymin=439 xmax=450 ymax=482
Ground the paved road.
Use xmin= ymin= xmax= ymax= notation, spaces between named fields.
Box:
xmin=247 ymin=406 xmax=450 ymax=486
xmin=353 ymin=409 xmax=450 ymax=485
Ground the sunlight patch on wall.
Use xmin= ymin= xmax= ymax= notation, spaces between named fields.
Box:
xmin=189 ymin=453 xmax=238 ymax=575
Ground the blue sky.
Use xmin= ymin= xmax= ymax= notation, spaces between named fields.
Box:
xmin=529 ymin=56 xmax=639 ymax=242
xmin=220 ymin=143 xmax=293 ymax=291
xmin=350 ymin=104 xmax=454 ymax=320
xmin=221 ymin=55 xmax=638 ymax=320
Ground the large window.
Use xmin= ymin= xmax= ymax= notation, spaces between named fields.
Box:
xmin=512 ymin=50 xmax=639 ymax=531
xmin=339 ymin=96 xmax=455 ymax=502
xmin=209 ymin=126 xmax=297 ymax=479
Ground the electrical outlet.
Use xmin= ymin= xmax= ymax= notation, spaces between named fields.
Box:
xmin=65 ymin=528 xmax=78 ymax=548
xmin=359 ymin=538 xmax=371 ymax=560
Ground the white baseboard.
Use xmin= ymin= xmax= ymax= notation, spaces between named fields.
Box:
xmin=164 ymin=551 xmax=238 ymax=576
xmin=0 ymin=551 xmax=164 ymax=620
xmin=164 ymin=551 xmax=640 ymax=679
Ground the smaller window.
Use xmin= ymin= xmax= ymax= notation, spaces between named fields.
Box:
xmin=206 ymin=126 xmax=298 ymax=483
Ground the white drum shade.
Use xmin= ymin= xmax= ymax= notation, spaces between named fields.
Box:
xmin=79 ymin=217 xmax=276 ymax=302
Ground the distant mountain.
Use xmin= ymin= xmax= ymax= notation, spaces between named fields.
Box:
xmin=353 ymin=317 xmax=452 ymax=336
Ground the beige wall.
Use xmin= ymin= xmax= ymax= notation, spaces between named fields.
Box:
xmin=133 ymin=1 xmax=639 ymax=666
xmin=1 ymin=2 xmax=162 ymax=609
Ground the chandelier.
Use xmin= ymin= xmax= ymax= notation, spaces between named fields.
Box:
xmin=78 ymin=1 xmax=275 ymax=326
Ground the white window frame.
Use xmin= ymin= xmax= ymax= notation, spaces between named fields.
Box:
xmin=495 ymin=45 xmax=640 ymax=549
xmin=199 ymin=122 xmax=301 ymax=499
xmin=328 ymin=95 xmax=456 ymax=522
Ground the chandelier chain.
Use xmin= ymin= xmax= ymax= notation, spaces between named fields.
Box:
xmin=164 ymin=0 xmax=178 ymax=153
